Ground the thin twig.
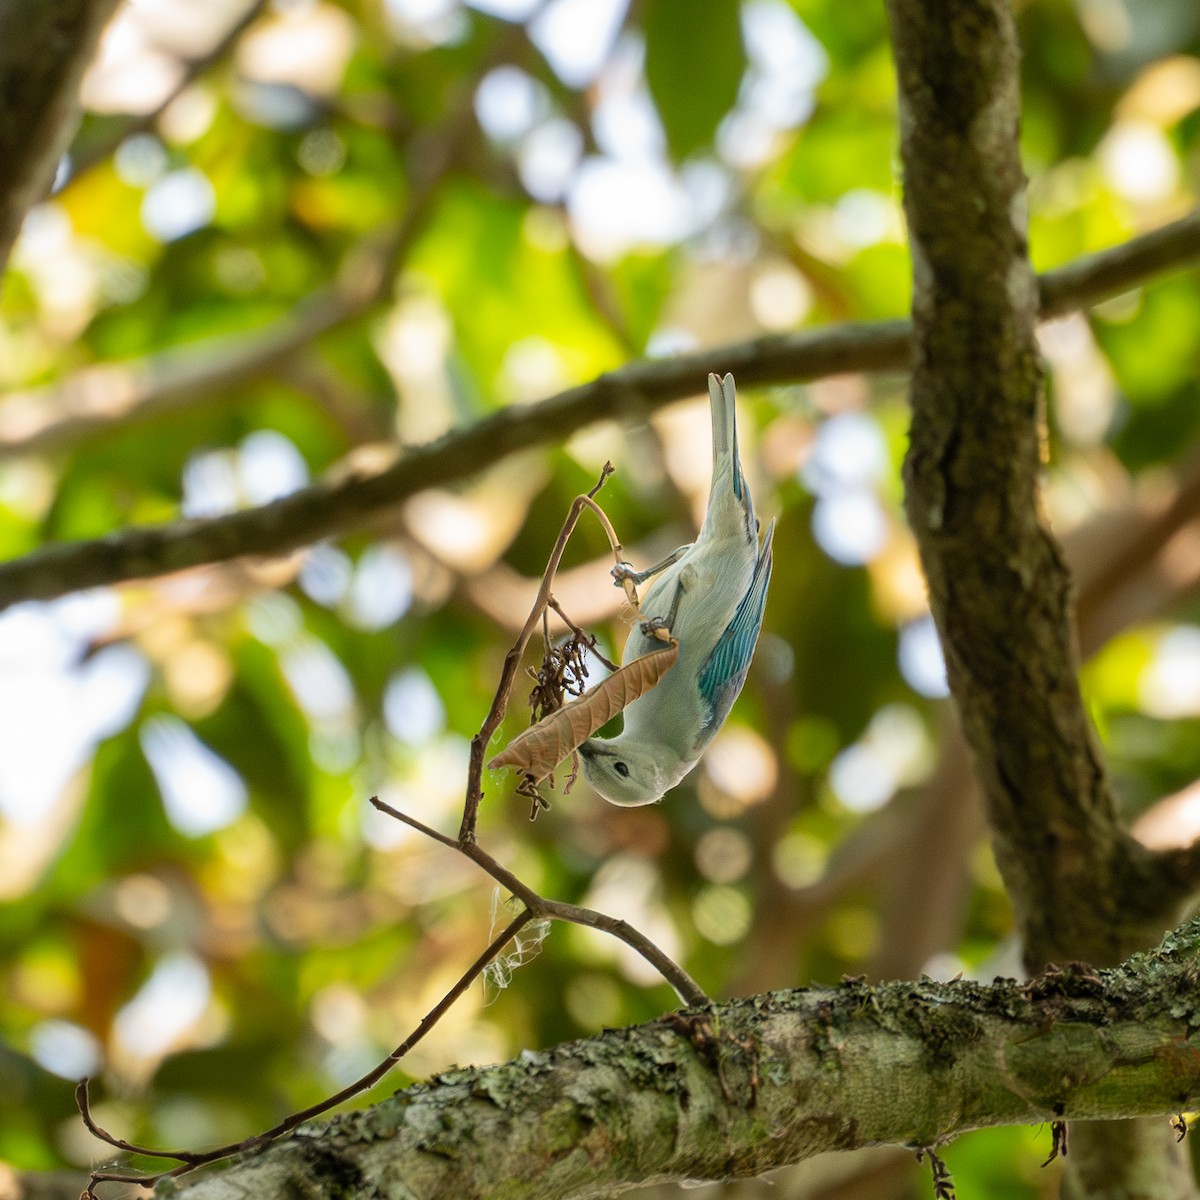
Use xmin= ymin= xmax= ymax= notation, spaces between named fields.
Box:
xmin=534 ymin=897 xmax=707 ymax=1005
xmin=370 ymin=795 xmax=459 ymax=850
xmin=460 ymin=463 xmax=630 ymax=842
xmin=370 ymin=796 xmax=708 ymax=1005
xmin=80 ymin=910 xmax=535 ymax=1195
xmin=77 ymin=1078 xmax=211 ymax=1163
xmin=547 ymin=596 xmax=620 ymax=671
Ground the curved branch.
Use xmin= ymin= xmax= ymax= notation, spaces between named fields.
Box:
xmin=159 ymin=918 xmax=1200 ymax=1200
xmin=0 ymin=211 xmax=1198 ymax=610
xmin=5 ymin=207 xmax=1199 ymax=461
xmin=81 ymin=909 xmax=538 ymax=1196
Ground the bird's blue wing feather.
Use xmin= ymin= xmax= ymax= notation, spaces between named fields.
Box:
xmin=695 ymin=521 xmax=775 ymax=748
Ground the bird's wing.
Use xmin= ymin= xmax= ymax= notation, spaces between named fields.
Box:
xmin=695 ymin=519 xmax=775 ymax=747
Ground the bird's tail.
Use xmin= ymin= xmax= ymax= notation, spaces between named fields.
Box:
xmin=708 ymin=372 xmax=744 ymax=501
xmin=703 ymin=372 xmax=756 ymax=543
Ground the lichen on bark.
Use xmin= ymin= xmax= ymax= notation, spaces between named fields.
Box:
xmin=172 ymin=918 xmax=1200 ymax=1200
xmin=883 ymin=0 xmax=1200 ymax=1195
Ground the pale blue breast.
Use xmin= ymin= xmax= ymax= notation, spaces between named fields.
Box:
xmin=617 ymin=531 xmax=758 ymax=760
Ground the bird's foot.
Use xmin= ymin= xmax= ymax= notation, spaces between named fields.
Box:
xmin=639 ymin=615 xmax=675 ymax=643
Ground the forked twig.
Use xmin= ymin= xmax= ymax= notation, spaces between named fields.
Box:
xmin=78 ymin=909 xmax=535 ymax=1196
xmin=461 ymin=462 xmax=635 ymax=841
xmin=370 ymin=795 xmax=707 ymax=1006
xmin=548 ymin=596 xmax=620 ymax=671
xmin=79 ymin=463 xmax=708 ymax=1198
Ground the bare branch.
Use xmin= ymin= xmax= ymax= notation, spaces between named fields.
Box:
xmin=0 ymin=211 xmax=1197 ymax=609
xmin=369 ymin=459 xmax=708 ymax=1004
xmin=367 ymin=796 xmax=708 ymax=1007
xmin=0 ymin=0 xmax=121 ymax=275
xmin=80 ymin=909 xmax=537 ymax=1196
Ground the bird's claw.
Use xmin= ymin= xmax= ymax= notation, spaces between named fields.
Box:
xmin=612 ymin=561 xmax=642 ymax=610
xmin=639 ymin=615 xmax=674 ymax=642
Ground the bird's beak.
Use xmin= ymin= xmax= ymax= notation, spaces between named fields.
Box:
xmin=577 ymin=740 xmax=596 ymax=760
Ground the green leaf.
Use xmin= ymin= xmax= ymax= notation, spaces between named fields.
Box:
xmin=644 ymin=0 xmax=746 ymax=161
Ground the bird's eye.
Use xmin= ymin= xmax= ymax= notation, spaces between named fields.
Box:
xmin=613 ymin=761 xmax=630 ymax=778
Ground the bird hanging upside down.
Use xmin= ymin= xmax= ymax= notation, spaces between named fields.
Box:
xmin=579 ymin=372 xmax=774 ymax=807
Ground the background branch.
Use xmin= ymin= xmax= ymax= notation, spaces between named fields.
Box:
xmin=0 ymin=76 xmax=480 ymax=460
xmin=59 ymin=0 xmax=270 ymax=188
xmin=3 ymin=208 xmax=1197 ymax=460
xmin=1 ymin=214 xmax=1198 ymax=610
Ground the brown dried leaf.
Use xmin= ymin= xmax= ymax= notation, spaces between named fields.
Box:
xmin=488 ymin=641 xmax=679 ymax=782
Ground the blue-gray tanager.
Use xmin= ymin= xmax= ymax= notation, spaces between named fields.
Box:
xmin=579 ymin=372 xmax=774 ymax=806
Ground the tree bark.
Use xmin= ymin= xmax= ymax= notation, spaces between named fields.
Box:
xmin=140 ymin=918 xmax=1200 ymax=1200
xmin=884 ymin=0 xmax=1198 ymax=1195
xmin=885 ymin=0 xmax=1166 ymax=972
xmin=0 ymin=0 xmax=120 ymax=275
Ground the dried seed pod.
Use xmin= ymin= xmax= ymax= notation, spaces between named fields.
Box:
xmin=488 ymin=640 xmax=679 ymax=782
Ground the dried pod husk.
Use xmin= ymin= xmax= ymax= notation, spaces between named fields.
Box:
xmin=488 ymin=640 xmax=679 ymax=782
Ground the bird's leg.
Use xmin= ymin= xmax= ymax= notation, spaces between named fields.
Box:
xmin=612 ymin=544 xmax=692 ymax=588
xmin=640 ymin=565 xmax=695 ymax=642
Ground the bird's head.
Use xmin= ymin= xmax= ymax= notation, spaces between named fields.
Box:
xmin=578 ymin=737 xmax=675 ymax=807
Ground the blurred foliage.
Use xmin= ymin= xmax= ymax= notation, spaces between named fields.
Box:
xmin=0 ymin=0 xmax=1199 ymax=1196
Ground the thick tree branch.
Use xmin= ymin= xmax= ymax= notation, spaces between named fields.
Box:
xmin=886 ymin=5 xmax=1196 ymax=1195
xmin=140 ymin=918 xmax=1200 ymax=1200
xmin=885 ymin=0 xmax=1175 ymax=972
xmin=0 ymin=212 xmax=1198 ymax=610
xmin=0 ymin=0 xmax=120 ymax=275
